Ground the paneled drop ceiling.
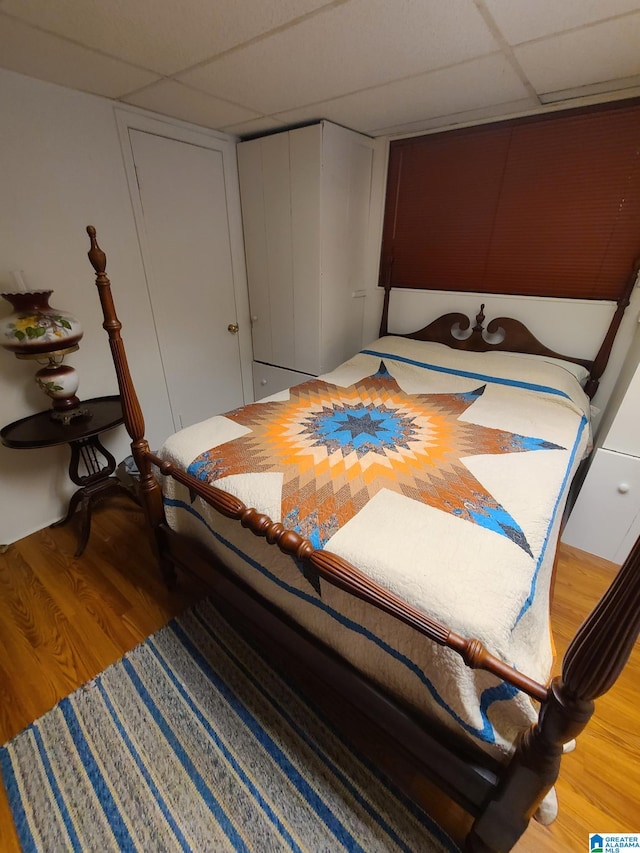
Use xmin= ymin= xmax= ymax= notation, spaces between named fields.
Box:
xmin=1 ymin=0 xmax=639 ymax=138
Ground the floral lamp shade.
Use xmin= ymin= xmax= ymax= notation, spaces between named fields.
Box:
xmin=1 ymin=290 xmax=83 ymax=353
xmin=1 ymin=288 xmax=86 ymax=422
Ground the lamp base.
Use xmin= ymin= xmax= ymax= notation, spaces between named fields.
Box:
xmin=15 ymin=345 xmax=86 ymax=424
xmin=34 ymin=359 xmax=85 ymax=423
xmin=50 ymin=405 xmax=92 ymax=426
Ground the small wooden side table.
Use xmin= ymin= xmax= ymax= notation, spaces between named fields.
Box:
xmin=1 ymin=395 xmax=138 ymax=557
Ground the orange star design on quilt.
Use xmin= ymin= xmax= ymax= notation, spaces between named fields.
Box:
xmin=188 ymin=362 xmax=562 ymax=557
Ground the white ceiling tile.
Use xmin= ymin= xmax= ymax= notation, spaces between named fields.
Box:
xmin=221 ymin=116 xmax=284 ymax=137
xmin=0 ymin=0 xmax=335 ymax=75
xmin=274 ymin=54 xmax=531 ymax=135
xmin=375 ymin=99 xmax=538 ymax=137
xmin=122 ymin=80 xmax=261 ymax=129
xmin=179 ymin=0 xmax=499 ymax=114
xmin=515 ymin=13 xmax=640 ymax=94
xmin=0 ymin=14 xmax=159 ymax=97
xmin=539 ymin=76 xmax=640 ymax=104
xmin=1 ymin=0 xmax=639 ymax=136
xmin=484 ymin=0 xmax=640 ymax=45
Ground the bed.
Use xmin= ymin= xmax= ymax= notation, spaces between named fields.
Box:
xmin=86 ymin=226 xmax=640 ymax=852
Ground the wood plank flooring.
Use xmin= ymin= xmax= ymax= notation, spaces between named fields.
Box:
xmin=0 ymin=499 xmax=638 ymax=851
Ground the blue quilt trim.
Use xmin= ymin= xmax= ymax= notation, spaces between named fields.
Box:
xmin=514 ymin=414 xmax=588 ymax=625
xmin=360 ymin=349 xmax=573 ymax=400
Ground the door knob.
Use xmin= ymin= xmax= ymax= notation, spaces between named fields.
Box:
xmin=227 ymin=323 xmax=239 ymax=334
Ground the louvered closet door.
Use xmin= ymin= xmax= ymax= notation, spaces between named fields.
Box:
xmin=129 ymin=129 xmax=246 ymax=430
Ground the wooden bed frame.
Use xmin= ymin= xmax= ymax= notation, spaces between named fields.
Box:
xmin=87 ymin=225 xmax=640 ymax=852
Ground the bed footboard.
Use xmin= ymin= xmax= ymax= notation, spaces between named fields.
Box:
xmin=467 ymin=534 xmax=640 ymax=851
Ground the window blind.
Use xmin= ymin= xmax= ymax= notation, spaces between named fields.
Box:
xmin=381 ymin=99 xmax=640 ymax=300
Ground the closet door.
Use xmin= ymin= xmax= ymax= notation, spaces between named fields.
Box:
xmin=237 ymin=132 xmax=300 ymax=370
xmin=128 ymin=127 xmax=248 ymax=430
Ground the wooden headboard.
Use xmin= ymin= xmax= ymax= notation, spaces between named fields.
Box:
xmin=378 ymin=260 xmax=640 ymax=400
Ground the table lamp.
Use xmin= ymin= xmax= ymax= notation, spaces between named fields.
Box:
xmin=1 ymin=272 xmax=87 ymax=423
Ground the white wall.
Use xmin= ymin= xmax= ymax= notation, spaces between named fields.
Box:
xmin=0 ymin=69 xmax=179 ymax=544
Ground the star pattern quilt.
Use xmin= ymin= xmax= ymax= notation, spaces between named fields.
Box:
xmin=188 ymin=361 xmax=562 ymax=560
xmin=159 ymin=336 xmax=591 ymax=799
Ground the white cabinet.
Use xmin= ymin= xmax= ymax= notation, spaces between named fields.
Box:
xmin=252 ymin=362 xmax=314 ymax=401
xmin=562 ymin=448 xmax=640 ymax=563
xmin=602 ymin=358 xmax=640 ymax=457
xmin=563 ymin=360 xmax=640 ymax=563
xmin=238 ymin=121 xmax=375 ymax=390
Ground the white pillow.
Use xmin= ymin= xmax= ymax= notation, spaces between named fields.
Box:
xmin=485 ymin=350 xmax=590 ymax=387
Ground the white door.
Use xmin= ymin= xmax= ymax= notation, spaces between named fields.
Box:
xmin=128 ymin=127 xmax=247 ymax=430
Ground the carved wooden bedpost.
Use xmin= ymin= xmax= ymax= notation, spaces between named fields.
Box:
xmin=86 ymin=226 xmax=176 ymax=585
xmin=584 ymin=258 xmax=640 ymax=399
xmin=379 ymin=281 xmax=392 ymax=337
xmin=467 ymin=536 xmax=640 ymax=852
xmin=378 ymin=256 xmax=395 ymax=338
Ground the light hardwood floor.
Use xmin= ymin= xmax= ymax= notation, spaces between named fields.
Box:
xmin=0 ymin=498 xmax=638 ymax=851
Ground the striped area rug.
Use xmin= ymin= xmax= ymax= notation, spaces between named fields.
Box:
xmin=1 ymin=600 xmax=460 ymax=852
